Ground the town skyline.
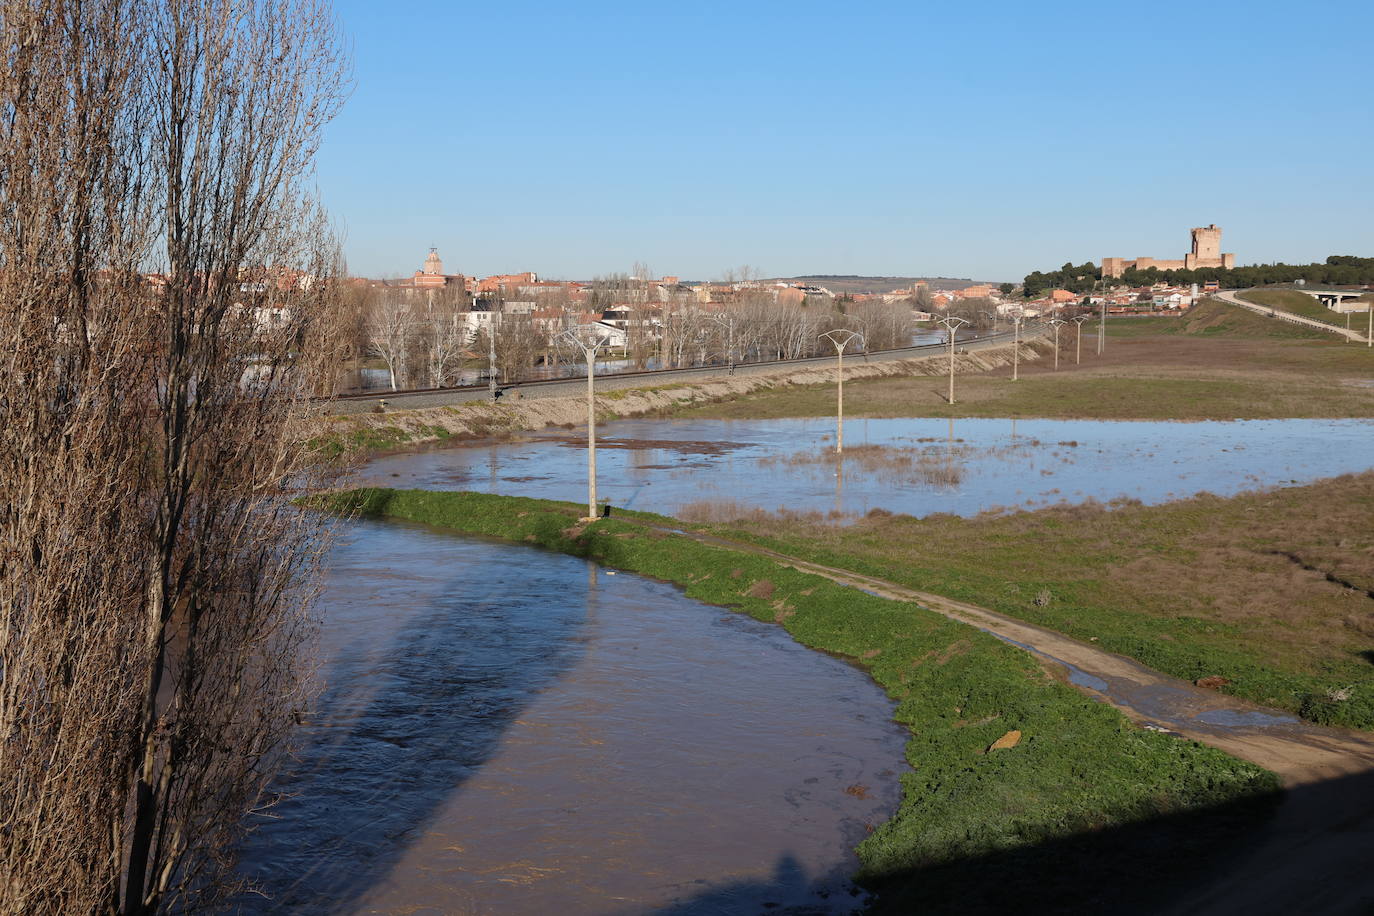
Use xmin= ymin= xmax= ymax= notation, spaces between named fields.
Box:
xmin=323 ymin=0 xmax=1372 ymax=281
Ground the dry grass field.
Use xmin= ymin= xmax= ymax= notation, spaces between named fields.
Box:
xmin=674 ymin=300 xmax=1374 ymax=422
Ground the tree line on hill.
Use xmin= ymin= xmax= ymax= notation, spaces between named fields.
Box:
xmin=1022 ymin=256 xmax=1374 ymax=298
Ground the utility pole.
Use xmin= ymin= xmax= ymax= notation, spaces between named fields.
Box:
xmin=557 ymin=325 xmax=613 ymax=520
xmin=487 ymin=316 xmax=498 ymax=400
xmin=819 ymin=329 xmax=864 ymax=454
xmin=1049 ymin=317 xmax=1065 ymax=370
xmin=706 ymin=313 xmax=737 ymax=372
xmin=935 ymin=316 xmax=968 ymax=403
xmin=1011 ymin=312 xmax=1023 ymax=381
xmin=1072 ymin=314 xmax=1089 ymax=365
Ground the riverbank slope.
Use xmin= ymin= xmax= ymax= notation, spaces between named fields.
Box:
xmin=313 ymin=487 xmax=1282 ymax=913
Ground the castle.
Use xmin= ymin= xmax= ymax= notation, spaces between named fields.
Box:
xmin=1102 ymin=225 xmax=1235 ymax=279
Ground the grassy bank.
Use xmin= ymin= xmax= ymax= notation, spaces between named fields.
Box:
xmin=672 ymin=300 xmax=1374 ymax=422
xmin=1239 ymin=288 xmax=1349 ymax=326
xmin=312 ymin=488 xmax=1279 ymax=911
xmin=694 ymin=471 xmax=1374 ymax=730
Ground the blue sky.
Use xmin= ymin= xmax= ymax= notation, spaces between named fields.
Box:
xmin=320 ymin=0 xmax=1374 ymax=282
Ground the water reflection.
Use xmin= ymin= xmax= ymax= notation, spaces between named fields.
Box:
xmin=359 ymin=417 xmax=1374 ymax=521
xmin=236 ymin=519 xmax=906 ymax=913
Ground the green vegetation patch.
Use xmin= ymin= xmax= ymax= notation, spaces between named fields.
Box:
xmin=1181 ymin=298 xmax=1329 ymax=339
xmin=309 ymin=488 xmax=1279 ymax=910
xmin=1240 ymin=289 xmax=1349 ymax=326
xmin=699 ymin=473 xmax=1374 ymax=731
xmin=307 ymin=424 xmax=414 ymax=460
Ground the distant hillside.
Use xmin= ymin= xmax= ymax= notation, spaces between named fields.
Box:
xmin=771 ymin=275 xmax=1005 ymax=295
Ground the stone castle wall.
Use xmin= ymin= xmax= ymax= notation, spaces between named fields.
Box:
xmin=1102 ymin=225 xmax=1235 ymax=278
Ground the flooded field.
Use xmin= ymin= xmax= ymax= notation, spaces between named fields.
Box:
xmin=358 ymin=416 xmax=1374 ymax=519
xmin=235 ymin=520 xmax=907 ymax=914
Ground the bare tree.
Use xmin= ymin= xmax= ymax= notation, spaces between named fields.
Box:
xmin=492 ymin=313 xmax=550 ymax=381
xmin=850 ymin=299 xmax=913 ymax=349
xmin=420 ymin=296 xmax=470 ymax=388
xmin=0 ymin=2 xmax=349 ymax=914
xmin=947 ymin=295 xmax=998 ymax=330
xmin=368 ymin=292 xmax=418 ymax=390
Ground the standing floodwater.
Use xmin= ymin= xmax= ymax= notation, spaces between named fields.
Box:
xmin=235 ymin=519 xmax=907 ymax=914
xmin=359 ymin=416 xmax=1374 ymax=519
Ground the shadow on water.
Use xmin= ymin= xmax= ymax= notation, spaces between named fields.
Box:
xmin=647 ymin=853 xmax=870 ymax=915
xmin=233 ymin=520 xmax=595 ymax=913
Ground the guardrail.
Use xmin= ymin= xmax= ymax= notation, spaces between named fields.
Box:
xmin=1217 ymin=290 xmax=1369 ymax=341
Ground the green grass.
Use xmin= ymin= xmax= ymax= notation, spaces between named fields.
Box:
xmin=1240 ymin=289 xmax=1346 ymax=326
xmin=309 ymin=488 xmax=1280 ymax=910
xmin=697 ymin=472 xmax=1374 ymax=731
xmin=307 ymin=424 xmax=414 ymax=459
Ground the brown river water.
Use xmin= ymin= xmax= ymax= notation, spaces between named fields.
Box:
xmin=234 ymin=519 xmax=908 ymax=914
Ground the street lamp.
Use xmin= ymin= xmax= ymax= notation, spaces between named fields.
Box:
xmin=819 ymin=329 xmax=864 ymax=454
xmin=487 ymin=314 xmax=499 ymax=400
xmin=705 ymin=313 xmax=737 ymax=372
xmin=1048 ymin=317 xmax=1066 ymax=371
xmin=1071 ymin=314 xmax=1089 ymax=365
xmin=556 ymin=325 xmax=614 ymax=521
xmin=1097 ymin=297 xmax=1107 ymax=356
xmin=934 ymin=315 xmax=968 ymax=403
xmin=1009 ymin=310 xmax=1024 ymax=381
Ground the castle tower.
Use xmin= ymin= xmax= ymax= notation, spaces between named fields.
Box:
xmin=1191 ymin=225 xmax=1222 ymax=261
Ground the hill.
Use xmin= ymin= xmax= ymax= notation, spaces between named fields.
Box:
xmin=771 ymin=275 xmax=1007 ymax=296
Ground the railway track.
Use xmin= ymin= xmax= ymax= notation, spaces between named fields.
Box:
xmin=323 ymin=322 xmax=1048 ymax=415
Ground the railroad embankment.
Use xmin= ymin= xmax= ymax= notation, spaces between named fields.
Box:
xmin=302 ymin=338 xmax=1050 ymax=459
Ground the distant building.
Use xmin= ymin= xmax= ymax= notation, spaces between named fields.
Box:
xmin=412 ymin=247 xmax=465 ymax=290
xmin=1102 ymin=225 xmax=1236 ymax=279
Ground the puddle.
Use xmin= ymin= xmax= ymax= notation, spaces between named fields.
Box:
xmin=537 ymin=434 xmax=757 ymax=456
xmin=1194 ymin=709 xmax=1301 ymax=728
xmin=359 ymin=417 xmax=1374 ymax=520
xmin=234 ymin=520 xmax=906 ymax=913
xmin=991 ymin=632 xmax=1111 ymax=693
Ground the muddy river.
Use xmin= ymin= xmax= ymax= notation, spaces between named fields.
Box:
xmin=235 ymin=519 xmax=908 ymax=913
xmin=359 ymin=416 xmax=1374 ymax=520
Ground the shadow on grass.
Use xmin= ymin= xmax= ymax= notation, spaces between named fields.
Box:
xmin=657 ymin=769 xmax=1374 ymax=914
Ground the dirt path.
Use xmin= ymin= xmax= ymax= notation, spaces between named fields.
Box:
xmin=632 ymin=521 xmax=1374 ymax=911
xmin=634 ymin=520 xmax=1374 ymax=784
